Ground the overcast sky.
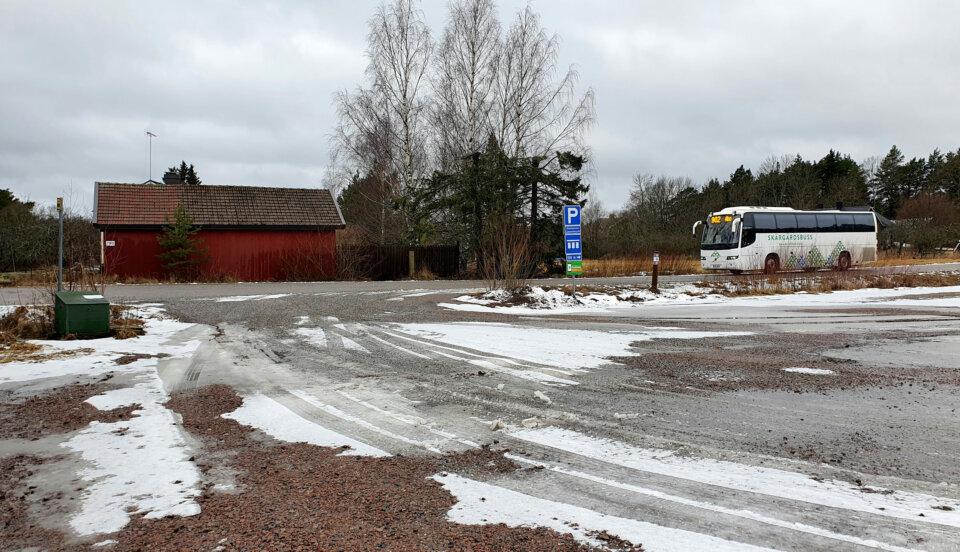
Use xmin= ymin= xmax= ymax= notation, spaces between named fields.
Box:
xmin=2 ymin=0 xmax=958 ymax=215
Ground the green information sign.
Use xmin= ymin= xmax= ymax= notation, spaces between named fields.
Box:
xmin=566 ymin=260 xmax=583 ymax=275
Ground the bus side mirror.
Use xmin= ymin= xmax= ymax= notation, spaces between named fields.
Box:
xmin=732 ymin=219 xmax=740 ymax=233
xmin=692 ymin=220 xmax=702 ymax=236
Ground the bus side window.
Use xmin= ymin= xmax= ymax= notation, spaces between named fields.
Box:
xmin=854 ymin=213 xmax=875 ymax=232
xmin=816 ymin=214 xmax=837 ymax=232
xmin=836 ymin=214 xmax=855 ymax=232
xmin=741 ymin=213 xmax=756 ymax=247
xmin=775 ymin=214 xmax=797 ymax=231
xmin=754 ymin=214 xmax=776 ymax=232
xmin=796 ymin=214 xmax=817 ymax=233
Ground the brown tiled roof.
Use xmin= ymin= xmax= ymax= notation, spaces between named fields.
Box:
xmin=94 ymin=183 xmax=345 ymax=229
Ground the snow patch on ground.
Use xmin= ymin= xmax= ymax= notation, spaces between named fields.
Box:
xmin=509 ymin=426 xmax=960 ymax=528
xmin=214 ymin=293 xmax=291 ymax=303
xmin=395 ymin=322 xmax=750 ymax=370
xmin=735 ymin=285 xmax=960 ymax=308
xmin=294 ymin=327 xmax=328 ymax=348
xmin=223 ymin=393 xmax=388 ymax=457
xmin=782 ymin=367 xmax=835 ymax=375
xmin=341 ymin=336 xmax=370 ymax=354
xmin=433 ymin=473 xmax=777 ymax=552
xmin=291 ymin=390 xmax=443 ymax=453
xmin=65 ymin=369 xmax=202 ymax=535
xmin=12 ymin=306 xmax=209 ymax=535
xmin=0 ymin=306 xmax=200 ymax=384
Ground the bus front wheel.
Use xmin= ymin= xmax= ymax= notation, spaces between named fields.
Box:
xmin=836 ymin=252 xmax=852 ymax=271
xmin=763 ymin=254 xmax=780 ymax=275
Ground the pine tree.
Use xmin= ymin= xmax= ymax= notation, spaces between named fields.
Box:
xmin=157 ymin=204 xmax=206 ymax=280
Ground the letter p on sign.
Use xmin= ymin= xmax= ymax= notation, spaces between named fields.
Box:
xmin=564 ymin=205 xmax=581 ymax=226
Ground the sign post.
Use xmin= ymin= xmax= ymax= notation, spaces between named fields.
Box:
xmin=56 ymin=197 xmax=64 ymax=292
xmin=563 ymin=204 xmax=582 ymax=295
xmin=651 ymin=250 xmax=660 ymax=293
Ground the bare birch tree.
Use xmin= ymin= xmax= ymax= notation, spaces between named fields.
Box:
xmin=494 ymin=6 xmax=595 ymax=160
xmin=367 ymin=0 xmax=433 ymax=193
xmin=332 ymin=0 xmax=433 ymax=241
xmin=432 ymin=0 xmax=501 ymax=169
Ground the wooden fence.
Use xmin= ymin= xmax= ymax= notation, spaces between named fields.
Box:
xmin=337 ymin=245 xmax=460 ymax=280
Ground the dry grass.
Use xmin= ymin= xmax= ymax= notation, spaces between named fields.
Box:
xmin=0 ymin=343 xmax=95 ymax=364
xmin=111 ymin=304 xmax=145 ymax=339
xmin=583 ymin=255 xmax=701 ymax=277
xmin=412 ymin=267 xmax=437 ymax=280
xmin=0 ymin=306 xmax=59 ymax=363
xmin=705 ymin=271 xmax=960 ymax=297
xmin=0 ymin=340 xmax=42 ymax=361
xmin=873 ymin=250 xmax=959 ymax=267
xmin=0 ymin=306 xmax=55 ymax=341
xmin=582 ymin=250 xmax=958 ymax=279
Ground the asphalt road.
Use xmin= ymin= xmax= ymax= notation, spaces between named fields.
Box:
xmin=3 ymin=264 xmax=960 ymax=550
xmin=2 ymin=261 xmax=958 ymax=305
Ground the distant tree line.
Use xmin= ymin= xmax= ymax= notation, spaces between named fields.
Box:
xmin=0 ymin=190 xmax=98 ymax=273
xmin=332 ymin=0 xmax=594 ymax=272
xmin=584 ymin=146 xmax=960 ymax=258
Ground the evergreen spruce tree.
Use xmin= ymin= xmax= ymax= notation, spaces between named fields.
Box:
xmin=166 ymin=161 xmax=202 ymax=185
xmin=870 ymin=146 xmax=905 ymax=218
xmin=157 ymin=204 xmax=206 ymax=280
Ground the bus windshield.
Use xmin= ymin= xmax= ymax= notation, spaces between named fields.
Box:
xmin=701 ymin=219 xmax=740 ymax=250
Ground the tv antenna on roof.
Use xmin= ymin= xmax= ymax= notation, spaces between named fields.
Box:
xmin=146 ymin=131 xmax=158 ymax=182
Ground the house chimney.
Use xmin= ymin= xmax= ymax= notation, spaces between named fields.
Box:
xmin=162 ymin=170 xmax=182 ymax=185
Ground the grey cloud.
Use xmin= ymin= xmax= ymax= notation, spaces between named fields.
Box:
xmin=1 ymin=0 xmax=958 ymax=214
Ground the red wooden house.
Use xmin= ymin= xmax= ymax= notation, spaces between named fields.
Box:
xmin=93 ymin=181 xmax=345 ymax=281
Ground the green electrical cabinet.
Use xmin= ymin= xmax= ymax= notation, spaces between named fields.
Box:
xmin=54 ymin=291 xmax=110 ymax=338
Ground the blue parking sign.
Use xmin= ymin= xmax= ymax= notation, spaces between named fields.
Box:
xmin=562 ymin=204 xmax=583 ymax=277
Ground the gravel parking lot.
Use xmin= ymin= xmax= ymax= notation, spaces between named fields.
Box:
xmin=2 ymin=273 xmax=960 ymax=550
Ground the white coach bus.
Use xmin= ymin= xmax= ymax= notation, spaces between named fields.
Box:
xmin=694 ymin=206 xmax=878 ymax=274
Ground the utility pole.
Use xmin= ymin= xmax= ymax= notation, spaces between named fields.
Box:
xmin=56 ymin=197 xmax=64 ymax=292
xmin=146 ymin=131 xmax=157 ymax=181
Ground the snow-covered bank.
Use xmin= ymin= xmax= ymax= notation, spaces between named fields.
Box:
xmin=443 ymin=285 xmax=718 ymax=315
xmin=441 ymin=284 xmax=960 ymax=315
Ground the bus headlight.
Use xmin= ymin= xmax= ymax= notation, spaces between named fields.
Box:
xmin=726 ymin=256 xmax=739 ymax=260
xmin=700 ymin=256 xmax=706 ymax=261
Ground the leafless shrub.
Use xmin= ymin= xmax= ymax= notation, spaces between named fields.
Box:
xmin=480 ymin=215 xmax=532 ymax=290
xmin=279 ymin=241 xmax=336 ymax=282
